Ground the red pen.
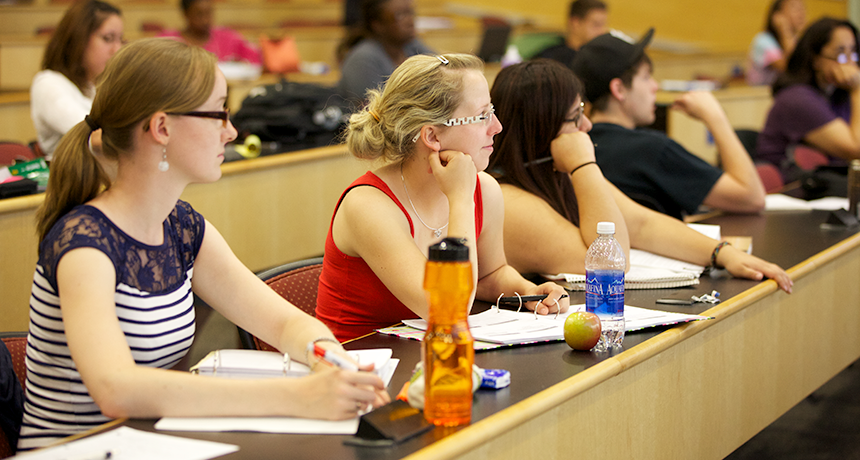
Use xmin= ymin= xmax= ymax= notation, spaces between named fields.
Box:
xmin=307 ymin=343 xmax=359 ymax=371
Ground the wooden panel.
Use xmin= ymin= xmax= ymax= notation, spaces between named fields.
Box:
xmin=0 ymin=145 xmax=370 ymax=332
xmin=404 ymin=238 xmax=860 ymax=460
xmin=0 ymin=92 xmax=37 ymax=144
xmin=0 ymin=37 xmax=46 ymax=91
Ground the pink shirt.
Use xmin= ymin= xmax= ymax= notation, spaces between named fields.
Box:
xmin=159 ymin=27 xmax=262 ymax=64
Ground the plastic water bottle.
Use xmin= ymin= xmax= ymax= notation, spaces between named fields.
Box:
xmin=585 ymin=222 xmax=626 ymax=351
xmin=423 ymin=238 xmax=474 ymax=426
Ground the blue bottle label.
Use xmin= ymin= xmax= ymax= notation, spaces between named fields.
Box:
xmin=585 ymin=269 xmax=624 ymax=318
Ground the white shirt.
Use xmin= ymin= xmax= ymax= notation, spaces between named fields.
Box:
xmin=30 ymin=70 xmax=94 ymax=158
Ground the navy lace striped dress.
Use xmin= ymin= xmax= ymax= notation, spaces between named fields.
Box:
xmin=18 ymin=200 xmax=204 ymax=451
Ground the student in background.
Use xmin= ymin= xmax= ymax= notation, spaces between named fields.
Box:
xmin=747 ymin=0 xmax=807 ymax=86
xmin=19 ymin=38 xmax=387 ymax=452
xmin=757 ymin=17 xmax=860 ymax=181
xmin=316 ymin=54 xmax=569 ymax=342
xmin=31 ymin=0 xmax=123 ymax=159
xmin=159 ymin=0 xmax=262 ymax=65
xmin=336 ymin=0 xmax=432 ymax=104
xmin=533 ymin=0 xmax=608 ymax=70
xmin=572 ymin=29 xmax=766 ymax=220
xmin=487 ymin=59 xmax=792 ymax=292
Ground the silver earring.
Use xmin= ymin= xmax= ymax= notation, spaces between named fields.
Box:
xmin=158 ymin=147 xmax=169 ymax=172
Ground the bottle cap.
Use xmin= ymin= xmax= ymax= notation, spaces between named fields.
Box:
xmin=596 ymin=221 xmax=615 ymax=234
xmin=428 ymin=237 xmax=469 ymax=262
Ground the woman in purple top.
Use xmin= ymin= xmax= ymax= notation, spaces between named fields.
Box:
xmin=757 ymin=17 xmax=860 ymax=180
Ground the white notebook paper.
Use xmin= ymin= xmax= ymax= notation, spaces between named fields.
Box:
xmin=402 ymin=305 xmax=711 ymax=345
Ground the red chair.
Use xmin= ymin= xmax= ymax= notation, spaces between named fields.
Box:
xmin=238 ymin=257 xmax=325 ymax=352
xmin=756 ymin=163 xmax=785 ymax=194
xmin=793 ymin=145 xmax=829 ymax=170
xmin=0 ymin=332 xmax=27 ymax=459
xmin=0 ymin=143 xmax=36 ymax=167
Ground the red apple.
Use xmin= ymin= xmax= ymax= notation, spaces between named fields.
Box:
xmin=564 ymin=312 xmax=601 ymax=350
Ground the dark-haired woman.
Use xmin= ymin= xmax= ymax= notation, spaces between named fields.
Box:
xmin=758 ymin=17 xmax=860 ymax=180
xmin=31 ymin=0 xmax=123 ymax=158
xmin=159 ymin=0 xmax=261 ymax=64
xmin=18 ymin=38 xmax=387 ymax=451
xmin=336 ymin=0 xmax=432 ymax=103
xmin=487 ymin=59 xmax=792 ymax=292
xmin=746 ymin=0 xmax=806 ymax=85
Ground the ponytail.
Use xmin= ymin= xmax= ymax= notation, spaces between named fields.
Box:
xmin=36 ymin=122 xmax=109 ymax=243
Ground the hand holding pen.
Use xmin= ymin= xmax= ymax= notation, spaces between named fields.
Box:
xmin=306 ymin=342 xmax=391 ymax=414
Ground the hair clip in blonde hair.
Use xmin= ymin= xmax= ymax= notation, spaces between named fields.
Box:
xmin=436 ymin=55 xmax=449 ymax=65
xmin=369 ymin=110 xmax=380 ymax=122
xmin=411 ymin=131 xmax=421 ymax=143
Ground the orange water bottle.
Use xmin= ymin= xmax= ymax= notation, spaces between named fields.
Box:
xmin=422 ymin=237 xmax=475 ymax=426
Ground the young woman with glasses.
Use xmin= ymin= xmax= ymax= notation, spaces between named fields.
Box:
xmin=758 ymin=17 xmax=860 ymax=180
xmin=486 ymin=59 xmax=792 ymax=292
xmin=315 ymin=54 xmax=570 ymax=342
xmin=20 ymin=38 xmax=388 ymax=451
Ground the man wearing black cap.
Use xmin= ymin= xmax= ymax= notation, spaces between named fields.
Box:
xmin=572 ymin=29 xmax=766 ymax=219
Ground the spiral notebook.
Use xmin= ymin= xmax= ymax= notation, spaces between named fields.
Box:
xmin=545 ymin=249 xmax=704 ymax=290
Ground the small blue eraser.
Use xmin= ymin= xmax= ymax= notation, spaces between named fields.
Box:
xmin=480 ymin=369 xmax=511 ymax=389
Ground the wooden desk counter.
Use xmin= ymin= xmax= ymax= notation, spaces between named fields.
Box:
xmin=101 ymin=210 xmax=860 ymax=460
xmin=0 ymin=144 xmax=369 ymax=332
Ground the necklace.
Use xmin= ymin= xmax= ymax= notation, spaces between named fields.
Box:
xmin=400 ymin=164 xmax=448 ymax=238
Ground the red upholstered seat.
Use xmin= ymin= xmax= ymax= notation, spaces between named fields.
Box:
xmin=794 ymin=145 xmax=829 ymax=171
xmin=756 ymin=163 xmax=785 ymax=194
xmin=0 ymin=143 xmax=36 ymax=167
xmin=238 ymin=257 xmax=327 ymax=352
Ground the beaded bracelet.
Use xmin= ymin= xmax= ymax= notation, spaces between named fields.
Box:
xmin=569 ymin=161 xmax=597 ymax=176
xmin=710 ymin=241 xmax=731 ymax=269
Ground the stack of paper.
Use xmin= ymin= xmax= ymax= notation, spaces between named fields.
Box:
xmin=546 ymin=249 xmax=704 ymax=290
xmin=401 ymin=305 xmax=711 ymax=345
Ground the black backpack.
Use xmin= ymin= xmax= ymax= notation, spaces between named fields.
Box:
xmin=232 ymin=80 xmax=352 ymax=152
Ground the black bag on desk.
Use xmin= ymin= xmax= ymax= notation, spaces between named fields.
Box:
xmin=0 ymin=178 xmax=37 ymax=199
xmin=231 ymin=80 xmax=351 ymax=152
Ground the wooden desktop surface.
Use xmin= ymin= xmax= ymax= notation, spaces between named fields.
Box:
xmin=98 ymin=209 xmax=860 ymax=460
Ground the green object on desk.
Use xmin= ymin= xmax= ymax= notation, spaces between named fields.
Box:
xmin=8 ymin=158 xmax=49 ymax=189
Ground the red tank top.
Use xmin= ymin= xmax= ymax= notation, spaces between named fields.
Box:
xmin=316 ymin=171 xmax=484 ymax=342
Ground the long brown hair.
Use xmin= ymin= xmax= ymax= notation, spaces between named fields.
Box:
xmin=36 ymin=38 xmax=217 ymax=242
xmin=488 ymin=59 xmax=583 ymax=226
xmin=42 ymin=0 xmax=122 ymax=93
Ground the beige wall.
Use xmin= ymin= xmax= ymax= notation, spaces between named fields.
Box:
xmin=452 ymin=0 xmax=847 ymax=53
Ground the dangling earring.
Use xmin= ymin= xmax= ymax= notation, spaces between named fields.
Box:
xmin=158 ymin=146 xmax=169 ymax=172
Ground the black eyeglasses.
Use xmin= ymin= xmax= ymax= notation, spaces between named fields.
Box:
xmin=564 ymin=102 xmax=585 ymax=128
xmin=166 ymin=109 xmax=230 ymax=128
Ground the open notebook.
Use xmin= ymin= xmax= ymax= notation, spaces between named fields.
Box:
xmin=546 ymin=249 xmax=705 ymax=290
xmin=390 ymin=305 xmax=711 ymax=346
xmin=156 ymin=349 xmax=399 ymax=435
